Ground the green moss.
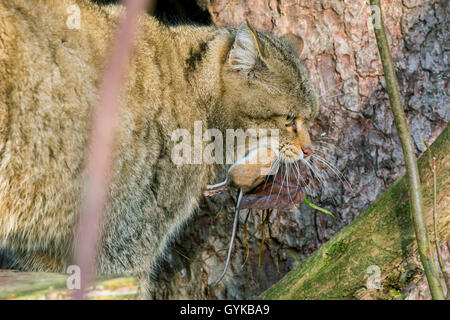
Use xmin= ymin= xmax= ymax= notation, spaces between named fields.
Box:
xmin=327 ymin=240 xmax=349 ymax=260
xmin=387 ymin=289 xmax=404 ymax=300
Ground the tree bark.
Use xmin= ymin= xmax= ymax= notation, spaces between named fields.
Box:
xmin=261 ymin=125 xmax=449 ymax=300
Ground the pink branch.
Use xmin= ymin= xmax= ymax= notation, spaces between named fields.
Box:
xmin=72 ymin=0 xmax=150 ymax=300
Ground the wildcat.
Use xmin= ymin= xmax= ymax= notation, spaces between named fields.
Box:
xmin=0 ymin=0 xmax=318 ymax=293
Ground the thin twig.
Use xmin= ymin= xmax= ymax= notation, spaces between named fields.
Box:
xmin=370 ymin=0 xmax=444 ymax=299
xmin=242 ymin=210 xmax=251 ymax=267
xmin=71 ymin=0 xmax=150 ymax=300
xmin=432 ymin=157 xmax=449 ymax=299
xmin=425 ymin=140 xmax=450 ymax=299
xmin=257 ymin=210 xmax=265 ymax=280
xmin=174 ymin=248 xmax=193 ymax=263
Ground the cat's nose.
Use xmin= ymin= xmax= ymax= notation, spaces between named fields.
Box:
xmin=302 ymin=147 xmax=312 ymax=158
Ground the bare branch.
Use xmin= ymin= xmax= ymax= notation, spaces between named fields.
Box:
xmin=369 ymin=0 xmax=444 ymax=300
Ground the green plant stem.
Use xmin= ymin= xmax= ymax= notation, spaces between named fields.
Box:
xmin=370 ymin=0 xmax=444 ymax=299
xmin=304 ymin=198 xmax=335 ymax=217
xmin=431 ymin=156 xmax=449 ymax=299
xmin=425 ymin=140 xmax=450 ymax=299
xmin=433 ymin=159 xmax=450 ymax=299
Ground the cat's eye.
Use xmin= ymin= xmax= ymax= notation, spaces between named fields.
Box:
xmin=285 ymin=115 xmax=297 ymax=133
xmin=285 ymin=115 xmax=295 ymax=125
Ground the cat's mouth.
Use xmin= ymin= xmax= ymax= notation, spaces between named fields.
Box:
xmin=279 ymin=144 xmax=306 ymax=163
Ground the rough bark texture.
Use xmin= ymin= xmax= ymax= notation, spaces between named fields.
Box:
xmin=260 ymin=125 xmax=449 ymax=299
xmin=149 ymin=0 xmax=449 ymax=299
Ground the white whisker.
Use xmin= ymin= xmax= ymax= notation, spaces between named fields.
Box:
xmin=266 ymin=157 xmax=281 ymax=197
xmin=317 ymin=80 xmax=345 ymax=99
xmin=294 ymin=160 xmax=312 ymax=195
xmin=285 ymin=163 xmax=294 ymax=202
xmin=301 ymin=158 xmax=325 ymax=188
xmin=310 ymin=154 xmax=352 ymax=191
xmin=275 ymin=161 xmax=287 ymax=201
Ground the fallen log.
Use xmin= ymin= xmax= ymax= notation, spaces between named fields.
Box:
xmin=0 ymin=270 xmax=139 ymax=300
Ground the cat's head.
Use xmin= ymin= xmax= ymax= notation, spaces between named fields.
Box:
xmin=222 ymin=21 xmax=319 ymax=163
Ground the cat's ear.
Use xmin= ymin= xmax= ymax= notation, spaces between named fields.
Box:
xmin=228 ymin=21 xmax=263 ymax=75
xmin=280 ymin=33 xmax=304 ymax=57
